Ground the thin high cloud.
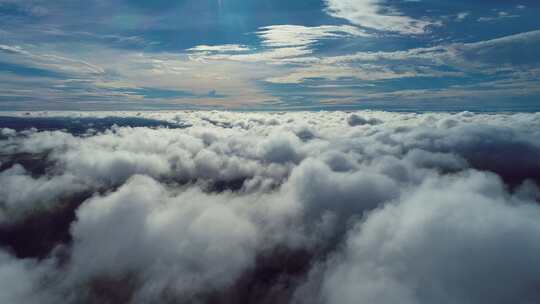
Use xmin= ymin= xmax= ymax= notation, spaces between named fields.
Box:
xmin=1 ymin=1 xmax=539 ymax=109
xmin=1 ymin=111 xmax=540 ymax=303
xmin=324 ymin=0 xmax=436 ymax=34
xmin=189 ymin=24 xmax=369 ymax=64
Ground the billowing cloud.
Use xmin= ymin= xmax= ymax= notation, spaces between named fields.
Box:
xmin=0 ymin=164 xmax=85 ymax=222
xmin=347 ymin=114 xmax=382 ymax=126
xmin=0 ymin=250 xmax=60 ymax=304
xmin=1 ymin=111 xmax=540 ymax=303
xmin=308 ymin=171 xmax=540 ymax=304
xmin=68 ymin=175 xmax=259 ymax=301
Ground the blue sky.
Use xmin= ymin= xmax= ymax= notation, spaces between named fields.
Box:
xmin=0 ymin=0 xmax=539 ymax=110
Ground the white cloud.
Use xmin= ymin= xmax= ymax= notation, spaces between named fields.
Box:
xmin=188 ymin=44 xmax=250 ymax=52
xmin=68 ymin=175 xmax=259 ymax=300
xmin=256 ymin=25 xmax=369 ymax=48
xmin=0 ymin=164 xmax=86 ymax=223
xmin=324 ymin=0 xmax=436 ymax=34
xmin=0 ymin=44 xmax=105 ymax=75
xmin=456 ymin=11 xmax=470 ymax=21
xmin=262 ymin=29 xmax=540 ymax=85
xmin=0 ymin=251 xmax=59 ymax=304
xmin=189 ymin=25 xmax=368 ymax=65
xmin=311 ymin=171 xmax=540 ymax=304
xmin=1 ymin=111 xmax=540 ymax=302
xmin=0 ymin=42 xmax=279 ymax=106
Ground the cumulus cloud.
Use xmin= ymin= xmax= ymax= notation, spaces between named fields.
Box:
xmin=0 ymin=250 xmax=59 ymax=304
xmin=0 ymin=128 xmax=16 ymax=137
xmin=347 ymin=114 xmax=382 ymax=126
xmin=0 ymin=164 xmax=86 ymax=223
xmin=1 ymin=111 xmax=540 ymax=303
xmin=68 ymin=175 xmax=259 ymax=301
xmin=307 ymin=171 xmax=540 ymax=304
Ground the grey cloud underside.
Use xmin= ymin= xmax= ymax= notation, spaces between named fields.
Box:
xmin=1 ymin=111 xmax=540 ymax=304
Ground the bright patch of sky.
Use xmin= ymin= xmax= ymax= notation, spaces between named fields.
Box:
xmin=0 ymin=0 xmax=539 ymax=110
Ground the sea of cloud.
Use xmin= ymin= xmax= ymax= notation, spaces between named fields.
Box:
xmin=1 ymin=110 xmax=540 ymax=304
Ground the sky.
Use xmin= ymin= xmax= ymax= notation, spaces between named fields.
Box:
xmin=0 ymin=0 xmax=539 ymax=110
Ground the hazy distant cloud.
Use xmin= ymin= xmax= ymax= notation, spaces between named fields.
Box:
xmin=0 ymin=44 xmax=105 ymax=76
xmin=456 ymin=11 xmax=470 ymax=21
xmin=458 ymin=30 xmax=540 ymax=67
xmin=0 ymin=0 xmax=49 ymax=17
xmin=260 ymin=29 xmax=540 ymax=89
xmin=477 ymin=10 xmax=520 ymax=22
xmin=0 ymin=43 xmax=278 ymax=107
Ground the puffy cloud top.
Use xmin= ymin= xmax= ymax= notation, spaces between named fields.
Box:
xmin=1 ymin=110 xmax=540 ymax=303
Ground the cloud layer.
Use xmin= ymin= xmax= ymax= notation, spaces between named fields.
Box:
xmin=324 ymin=0 xmax=435 ymax=34
xmin=1 ymin=110 xmax=540 ymax=303
xmin=1 ymin=1 xmax=539 ymax=109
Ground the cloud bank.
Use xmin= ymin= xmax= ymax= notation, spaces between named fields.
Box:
xmin=1 ymin=110 xmax=540 ymax=303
